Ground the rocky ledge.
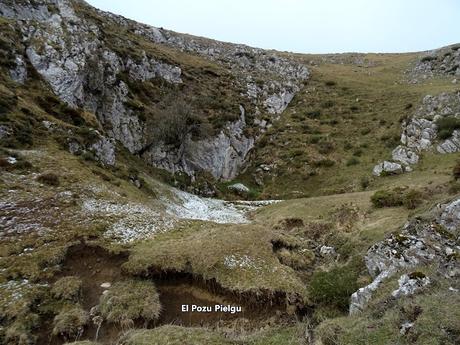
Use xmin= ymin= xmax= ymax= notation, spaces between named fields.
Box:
xmin=350 ymin=197 xmax=460 ymax=314
xmin=373 ymin=91 xmax=460 ymax=176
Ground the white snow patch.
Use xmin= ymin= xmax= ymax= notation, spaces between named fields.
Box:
xmin=164 ymin=189 xmax=280 ymax=224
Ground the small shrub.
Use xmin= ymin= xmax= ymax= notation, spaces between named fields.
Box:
xmin=421 ymin=55 xmax=436 ymax=62
xmin=371 ymin=189 xmax=404 ymax=208
xmin=51 ymin=276 xmax=82 ymax=301
xmin=360 ymin=176 xmax=370 ymax=190
xmin=309 ymin=263 xmax=360 ymax=311
xmin=53 ymin=306 xmax=88 ymax=340
xmin=346 ymin=157 xmax=360 ymax=166
xmin=99 ymin=280 xmax=161 ymax=325
xmin=318 ymin=141 xmax=335 ymax=154
xmin=436 ymin=117 xmax=460 ymax=140
xmin=321 ymin=100 xmax=335 ymax=109
xmin=325 ymin=80 xmax=336 ymax=87
xmin=306 ymin=110 xmax=321 ymax=119
xmin=37 ymin=173 xmax=60 ymax=186
xmin=453 ymin=160 xmax=460 ymax=180
xmin=371 ymin=188 xmax=423 ymax=209
xmin=312 ymin=159 xmax=335 ymax=167
xmin=403 ymin=189 xmax=424 ymax=209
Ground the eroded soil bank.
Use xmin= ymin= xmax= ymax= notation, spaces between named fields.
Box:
xmin=41 ymin=243 xmax=297 ymax=344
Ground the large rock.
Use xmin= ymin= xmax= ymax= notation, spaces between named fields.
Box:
xmin=401 ymin=118 xmax=437 ymax=151
xmin=143 ymin=106 xmax=254 ymax=180
xmin=90 ymin=137 xmax=116 ymax=166
xmin=228 ymin=183 xmax=250 ymax=194
xmin=437 ymin=130 xmax=460 ymax=153
xmin=372 ymin=161 xmax=404 ymax=176
xmin=391 ymin=273 xmax=430 ymax=298
xmin=392 ymin=145 xmax=419 ymax=165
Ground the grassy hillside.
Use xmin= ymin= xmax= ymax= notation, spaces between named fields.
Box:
xmin=233 ymin=53 xmax=459 ymax=199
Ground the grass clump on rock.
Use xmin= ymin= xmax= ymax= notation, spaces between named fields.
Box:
xmin=51 ymin=276 xmax=82 ymax=301
xmin=99 ymin=280 xmax=161 ymax=325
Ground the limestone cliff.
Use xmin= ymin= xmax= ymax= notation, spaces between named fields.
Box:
xmin=0 ymin=0 xmax=309 ymax=180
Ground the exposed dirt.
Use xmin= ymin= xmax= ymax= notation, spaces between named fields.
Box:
xmin=41 ymin=244 xmax=295 ymax=344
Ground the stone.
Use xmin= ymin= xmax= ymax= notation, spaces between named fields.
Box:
xmin=90 ymin=137 xmax=116 ymax=166
xmin=438 ymin=198 xmax=460 ymax=234
xmin=391 ymin=145 xmax=419 ymax=165
xmin=391 ymin=273 xmax=430 ymax=298
xmin=372 ymin=161 xmax=403 ymax=176
xmin=319 ymin=246 xmax=336 ymax=256
xmin=0 ymin=125 xmax=11 ymax=139
xmin=437 ymin=130 xmax=460 ymax=153
xmin=228 ymin=183 xmax=250 ymax=194
xmin=400 ymin=322 xmax=414 ymax=335
xmin=9 ymin=55 xmax=27 ymax=84
xmin=100 ymin=282 xmax=111 ymax=289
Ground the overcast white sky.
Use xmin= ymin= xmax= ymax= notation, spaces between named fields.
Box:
xmin=86 ymin=0 xmax=460 ymax=54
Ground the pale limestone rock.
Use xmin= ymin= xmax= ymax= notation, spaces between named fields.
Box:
xmin=392 ymin=145 xmax=419 ymax=165
xmin=372 ymin=161 xmax=403 ymax=176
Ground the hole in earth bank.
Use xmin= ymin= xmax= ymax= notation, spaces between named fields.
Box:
xmin=42 ymin=244 xmax=293 ymax=344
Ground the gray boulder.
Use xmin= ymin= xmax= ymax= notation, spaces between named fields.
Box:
xmin=228 ymin=183 xmax=250 ymax=194
xmin=392 ymin=145 xmax=419 ymax=165
xmin=437 ymin=130 xmax=460 ymax=153
xmin=372 ymin=161 xmax=403 ymax=176
xmin=391 ymin=273 xmax=430 ymax=298
xmin=90 ymin=137 xmax=116 ymax=166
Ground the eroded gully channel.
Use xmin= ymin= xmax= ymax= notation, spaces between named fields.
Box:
xmin=39 ymin=243 xmax=297 ymax=345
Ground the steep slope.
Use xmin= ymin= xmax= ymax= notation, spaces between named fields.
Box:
xmin=0 ymin=0 xmax=308 ymax=185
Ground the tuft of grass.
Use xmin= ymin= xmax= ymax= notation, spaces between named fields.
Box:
xmin=308 ymin=259 xmax=362 ymax=312
xmin=371 ymin=188 xmax=424 ymax=209
xmin=37 ymin=172 xmax=60 ymax=186
xmin=99 ymin=280 xmax=161 ymax=325
xmin=51 ymin=276 xmax=82 ymax=302
xmin=52 ymin=306 xmax=89 ymax=340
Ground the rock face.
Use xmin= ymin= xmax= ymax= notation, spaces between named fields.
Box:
xmin=350 ymin=197 xmax=460 ymax=314
xmin=408 ymin=44 xmax=460 ymax=83
xmin=142 ymin=106 xmax=254 ymax=180
xmin=373 ymin=91 xmax=460 ymax=176
xmin=0 ymin=0 xmax=309 ymax=180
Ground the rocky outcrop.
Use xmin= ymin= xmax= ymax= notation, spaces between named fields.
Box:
xmin=142 ymin=106 xmax=253 ymax=180
xmin=350 ymin=197 xmax=460 ymax=314
xmin=373 ymin=91 xmax=460 ymax=176
xmin=407 ymin=44 xmax=460 ymax=83
xmin=0 ymin=0 xmax=309 ymax=181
